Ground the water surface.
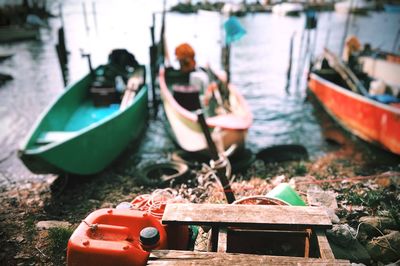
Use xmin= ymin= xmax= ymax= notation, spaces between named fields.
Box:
xmin=0 ymin=0 xmax=399 ymax=187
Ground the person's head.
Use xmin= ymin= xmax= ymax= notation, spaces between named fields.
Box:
xmin=345 ymin=35 xmax=361 ymax=53
xmin=175 ymin=43 xmax=196 ymax=73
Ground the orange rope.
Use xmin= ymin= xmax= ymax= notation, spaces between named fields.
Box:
xmin=130 ymin=189 xmax=187 ymax=219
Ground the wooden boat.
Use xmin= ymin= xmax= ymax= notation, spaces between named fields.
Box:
xmin=334 ymin=0 xmax=375 ymax=14
xmin=19 ymin=54 xmax=148 ymax=175
xmin=0 ymin=25 xmax=39 ymax=42
xmin=159 ymin=67 xmax=253 ymax=154
xmin=272 ymin=3 xmax=303 ymax=16
xmin=0 ymin=53 xmax=13 ymax=62
xmin=384 ymin=3 xmax=400 ymax=12
xmin=308 ymin=50 xmax=400 ymax=155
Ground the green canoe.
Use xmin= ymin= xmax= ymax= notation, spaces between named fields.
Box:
xmin=19 ymin=61 xmax=148 ymax=175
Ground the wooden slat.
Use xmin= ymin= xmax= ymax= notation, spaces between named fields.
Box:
xmin=304 ymin=229 xmax=311 ymax=258
xmin=120 ymin=67 xmax=145 ymax=110
xmin=147 ymin=250 xmax=350 ymax=265
xmin=209 ymin=226 xmax=219 ymax=252
xmin=162 ymin=204 xmax=332 ymax=229
xmin=217 ymin=228 xmax=227 ymax=253
xmin=315 ymin=229 xmax=335 ymax=259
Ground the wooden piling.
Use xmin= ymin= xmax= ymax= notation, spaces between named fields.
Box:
xmin=81 ymin=53 xmax=94 ymax=75
xmin=393 ymin=28 xmax=400 ymax=54
xmin=82 ymin=2 xmax=89 ymax=33
xmin=285 ymin=32 xmax=295 ymax=94
xmin=55 ymin=26 xmax=68 ymax=87
xmin=149 ymin=12 xmax=158 ymax=113
xmin=222 ymin=44 xmax=231 ymax=84
xmin=92 ymin=1 xmax=98 ymax=33
xmin=55 ymin=44 xmax=68 ymax=86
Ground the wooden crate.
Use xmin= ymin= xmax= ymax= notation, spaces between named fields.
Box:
xmin=149 ymin=203 xmax=351 ymax=265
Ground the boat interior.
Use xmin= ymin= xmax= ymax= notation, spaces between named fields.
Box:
xmin=313 ymin=68 xmax=352 ymax=90
xmin=164 ymin=67 xmax=238 ymax=118
xmin=29 ymin=64 xmax=146 ymax=148
xmin=313 ymin=59 xmax=400 ymax=107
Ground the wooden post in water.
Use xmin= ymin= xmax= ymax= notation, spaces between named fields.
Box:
xmin=149 ymin=13 xmax=158 ymax=113
xmin=55 ymin=25 xmax=68 ymax=86
xmin=340 ymin=0 xmax=353 ymax=57
xmin=393 ymin=28 xmax=400 ymax=54
xmin=223 ymin=44 xmax=231 ymax=84
xmin=82 ymin=2 xmax=89 ymax=33
xmin=81 ymin=52 xmax=93 ymax=76
xmin=285 ymin=32 xmax=295 ymax=94
xmin=92 ymin=1 xmax=98 ymax=34
xmin=56 ymin=43 xmax=68 ymax=86
xmin=196 ymin=110 xmax=235 ymax=204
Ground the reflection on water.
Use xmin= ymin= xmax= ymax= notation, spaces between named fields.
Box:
xmin=0 ymin=0 xmax=399 ymax=187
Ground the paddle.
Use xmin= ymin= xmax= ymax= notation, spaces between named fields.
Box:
xmin=196 ymin=110 xmax=236 ymax=204
xmin=120 ymin=66 xmax=145 ymax=110
xmin=201 ymin=66 xmax=231 ymax=113
xmin=323 ymin=48 xmax=368 ymax=96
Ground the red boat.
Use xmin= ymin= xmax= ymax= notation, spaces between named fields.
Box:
xmin=308 ymin=52 xmax=400 ymax=155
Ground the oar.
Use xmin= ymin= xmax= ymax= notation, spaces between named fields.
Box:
xmin=196 ymin=110 xmax=236 ymax=203
xmin=323 ymin=48 xmax=368 ymax=96
xmin=201 ymin=66 xmax=231 ymax=112
xmin=120 ymin=66 xmax=145 ymax=110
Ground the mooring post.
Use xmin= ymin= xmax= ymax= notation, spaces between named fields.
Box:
xmin=82 ymin=2 xmax=89 ymax=33
xmin=285 ymin=32 xmax=295 ymax=94
xmin=55 ymin=44 xmax=68 ymax=86
xmin=81 ymin=52 xmax=93 ymax=76
xmin=55 ymin=26 xmax=68 ymax=87
xmin=92 ymin=1 xmax=98 ymax=33
xmin=196 ymin=110 xmax=235 ymax=204
xmin=149 ymin=13 xmax=158 ymax=113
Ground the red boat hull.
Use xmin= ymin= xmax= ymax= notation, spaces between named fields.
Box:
xmin=308 ymin=73 xmax=400 ymax=155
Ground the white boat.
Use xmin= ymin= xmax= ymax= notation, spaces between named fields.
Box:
xmin=159 ymin=68 xmax=253 ymax=154
xmin=334 ymin=0 xmax=375 ymax=14
xmin=0 ymin=25 xmax=39 ymax=42
xmin=272 ymin=3 xmax=303 ymax=16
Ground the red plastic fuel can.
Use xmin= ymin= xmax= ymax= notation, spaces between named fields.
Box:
xmin=67 ymin=208 xmax=167 ymax=266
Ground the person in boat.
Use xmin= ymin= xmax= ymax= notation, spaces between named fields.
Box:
xmin=165 ymin=43 xmax=197 ymax=83
xmin=165 ymin=43 xmax=230 ymax=114
xmin=342 ymin=35 xmax=361 ymax=70
xmin=342 ymin=35 xmax=372 ymax=89
xmin=164 ymin=43 xmax=203 ymax=111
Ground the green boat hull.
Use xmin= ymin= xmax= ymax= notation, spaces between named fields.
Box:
xmin=19 ymin=67 xmax=148 ymax=175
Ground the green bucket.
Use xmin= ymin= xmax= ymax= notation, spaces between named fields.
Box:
xmin=266 ymin=183 xmax=306 ymax=206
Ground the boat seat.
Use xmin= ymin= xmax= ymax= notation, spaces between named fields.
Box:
xmin=36 ymin=131 xmax=77 ymax=144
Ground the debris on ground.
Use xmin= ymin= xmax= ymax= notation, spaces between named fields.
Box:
xmin=0 ymin=148 xmax=399 ymax=265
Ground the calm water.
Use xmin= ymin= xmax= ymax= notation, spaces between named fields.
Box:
xmin=0 ymin=0 xmax=399 ymax=187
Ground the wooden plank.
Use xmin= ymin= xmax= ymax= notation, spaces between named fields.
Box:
xmin=120 ymin=67 xmax=145 ymax=110
xmin=147 ymin=250 xmax=350 ymax=265
xmin=162 ymin=204 xmax=332 ymax=229
xmin=217 ymin=228 xmax=227 ymax=253
xmin=209 ymin=226 xmax=219 ymax=252
xmin=315 ymin=229 xmax=335 ymax=259
xmin=304 ymin=229 xmax=311 ymax=258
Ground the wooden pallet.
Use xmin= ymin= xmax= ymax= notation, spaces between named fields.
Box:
xmin=147 ymin=203 xmax=350 ymax=265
